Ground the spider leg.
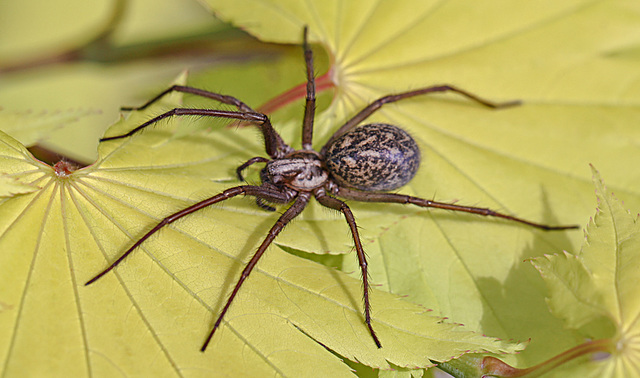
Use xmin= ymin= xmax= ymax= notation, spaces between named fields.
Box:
xmin=121 ymin=85 xmax=257 ymax=113
xmin=322 ymin=85 xmax=520 ymax=154
xmin=101 ymin=108 xmax=288 ymax=158
xmin=85 ymin=185 xmax=293 ymax=286
xmin=255 ymin=198 xmax=277 ymax=212
xmin=236 ymin=156 xmax=270 ymax=181
xmin=236 ymin=157 xmax=281 ymax=212
xmin=336 ymin=187 xmax=579 ymax=231
xmin=314 ymin=189 xmax=382 ymax=349
xmin=301 ymin=26 xmax=316 ymax=150
xmin=200 ymin=192 xmax=310 ymax=352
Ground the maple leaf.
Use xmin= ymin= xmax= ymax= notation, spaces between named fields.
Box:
xmin=532 ymin=167 xmax=640 ymax=377
xmin=201 ymin=0 xmax=640 ymax=367
xmin=1 ymin=0 xmax=639 ymax=375
xmin=0 ymin=84 xmax=520 ymax=376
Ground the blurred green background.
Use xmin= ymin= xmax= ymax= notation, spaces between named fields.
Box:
xmin=0 ymin=0 xmax=295 ymax=163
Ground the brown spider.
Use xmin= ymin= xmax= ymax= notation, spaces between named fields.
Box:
xmin=86 ymin=28 xmax=578 ymax=352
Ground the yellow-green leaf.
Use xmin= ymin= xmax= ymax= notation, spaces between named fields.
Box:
xmin=0 ymin=175 xmax=38 ymax=198
xmin=0 ymin=0 xmax=258 ymax=162
xmin=0 ymin=108 xmax=98 ymax=147
xmin=532 ymin=167 xmax=640 ymax=377
xmin=0 ymin=87 xmax=520 ymax=376
xmin=3 ymin=0 xmax=640 ymax=375
xmin=0 ymin=175 xmax=38 ymax=197
xmin=0 ymin=131 xmax=45 ymax=197
xmin=201 ymin=0 xmax=640 ymax=367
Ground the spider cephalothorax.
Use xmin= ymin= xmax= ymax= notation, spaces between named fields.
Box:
xmin=87 ymin=27 xmax=577 ymax=352
xmin=264 ymin=150 xmax=328 ymax=191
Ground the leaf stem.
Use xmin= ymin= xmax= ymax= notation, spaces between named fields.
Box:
xmin=257 ymin=71 xmax=335 ymax=115
xmin=0 ymin=0 xmax=265 ymax=73
xmin=436 ymin=339 xmax=612 ymax=378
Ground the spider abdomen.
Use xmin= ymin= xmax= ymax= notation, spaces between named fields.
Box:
xmin=324 ymin=123 xmax=420 ymax=191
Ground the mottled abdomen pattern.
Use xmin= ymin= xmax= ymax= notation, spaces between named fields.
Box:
xmin=324 ymin=123 xmax=421 ymax=191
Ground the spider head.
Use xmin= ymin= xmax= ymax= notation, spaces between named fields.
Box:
xmin=264 ymin=151 xmax=329 ymax=192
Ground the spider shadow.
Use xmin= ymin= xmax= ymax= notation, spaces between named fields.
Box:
xmin=473 ymin=189 xmax=579 ymax=361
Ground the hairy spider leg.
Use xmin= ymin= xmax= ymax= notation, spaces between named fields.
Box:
xmin=254 ymin=198 xmax=277 ymax=212
xmin=100 ymin=108 xmax=287 ymax=158
xmin=315 ymin=189 xmax=382 ymax=348
xmin=235 ymin=157 xmax=278 ymax=211
xmin=85 ymin=185 xmax=293 ymax=285
xmin=103 ymin=87 xmax=291 ymax=157
xmin=336 ymin=187 xmax=579 ymax=230
xmin=200 ymin=192 xmax=310 ymax=351
xmin=120 ymin=85 xmax=257 ymax=113
xmin=301 ymin=26 xmax=316 ymax=150
xmin=88 ymin=27 xmax=576 ymax=356
xmin=321 ymin=85 xmax=521 ymax=155
xmin=236 ymin=156 xmax=270 ymax=181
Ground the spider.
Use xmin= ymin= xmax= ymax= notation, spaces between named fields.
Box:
xmin=86 ymin=27 xmax=578 ymax=352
